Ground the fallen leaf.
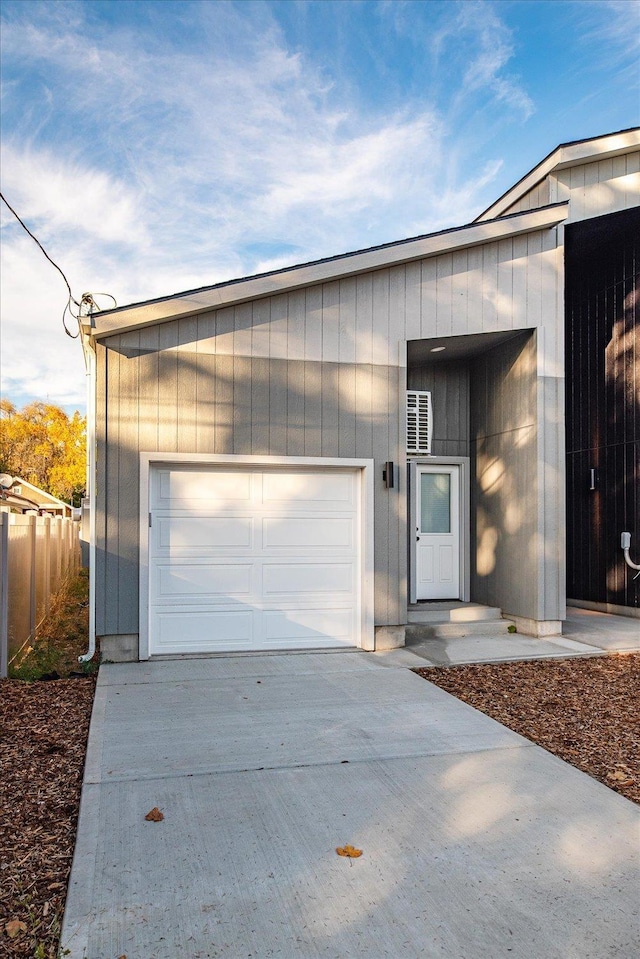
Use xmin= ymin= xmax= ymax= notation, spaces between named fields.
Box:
xmin=5 ymin=920 xmax=27 ymax=939
xmin=336 ymin=844 xmax=362 ymax=858
xmin=145 ymin=807 xmax=164 ymax=822
xmin=607 ymin=770 xmax=634 ymax=783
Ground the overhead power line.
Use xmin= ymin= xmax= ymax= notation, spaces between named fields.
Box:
xmin=0 ymin=190 xmax=117 ymax=338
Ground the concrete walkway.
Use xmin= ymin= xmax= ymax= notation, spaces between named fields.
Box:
xmin=378 ymin=606 xmax=640 ymax=668
xmin=62 ymin=628 xmax=639 ymax=958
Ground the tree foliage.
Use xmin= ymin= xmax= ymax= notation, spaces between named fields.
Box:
xmin=0 ymin=400 xmax=86 ymax=506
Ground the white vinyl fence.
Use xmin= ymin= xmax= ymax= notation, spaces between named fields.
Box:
xmin=0 ymin=512 xmax=81 ymax=677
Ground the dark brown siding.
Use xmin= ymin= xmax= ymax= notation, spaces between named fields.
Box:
xmin=565 ymin=207 xmax=640 ymax=608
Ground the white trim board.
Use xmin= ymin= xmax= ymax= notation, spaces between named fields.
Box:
xmin=138 ymin=453 xmax=375 ymax=659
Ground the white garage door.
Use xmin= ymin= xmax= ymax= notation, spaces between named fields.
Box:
xmin=148 ymin=465 xmax=362 ymax=655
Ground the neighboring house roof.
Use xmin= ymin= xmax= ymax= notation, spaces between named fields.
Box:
xmin=0 ymin=478 xmax=72 ymax=516
xmin=475 ymin=126 xmax=640 ymax=222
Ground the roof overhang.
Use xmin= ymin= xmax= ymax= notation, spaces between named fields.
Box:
xmin=88 ymin=203 xmax=569 ymax=340
xmin=476 ymin=127 xmax=640 ymax=222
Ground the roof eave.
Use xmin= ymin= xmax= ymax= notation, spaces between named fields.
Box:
xmin=475 ymin=128 xmax=640 ymax=223
xmin=90 ymin=203 xmax=569 ymax=340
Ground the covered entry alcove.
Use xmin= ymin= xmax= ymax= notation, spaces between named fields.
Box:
xmin=406 ymin=329 xmax=557 ymax=634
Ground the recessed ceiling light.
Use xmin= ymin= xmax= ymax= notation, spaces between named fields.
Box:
xmin=430 ymin=346 xmax=446 ymax=353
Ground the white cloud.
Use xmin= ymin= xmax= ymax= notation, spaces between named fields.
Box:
xmin=0 ymin=0 xmax=538 ymax=409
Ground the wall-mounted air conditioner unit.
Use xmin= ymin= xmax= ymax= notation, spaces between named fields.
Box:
xmin=406 ymin=390 xmax=432 ymax=454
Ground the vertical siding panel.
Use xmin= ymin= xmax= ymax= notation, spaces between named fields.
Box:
xmin=339 ymin=278 xmax=357 ymax=363
xmin=104 ymin=343 xmax=120 ymax=634
xmin=420 ymin=258 xmax=438 ymax=338
xmin=435 ymin=253 xmax=453 ymax=337
xmin=321 ymin=361 xmax=340 ymax=457
xmin=234 ymin=302 xmax=252 ymax=358
xmin=117 ymin=336 xmax=139 ymax=634
xmin=305 ymin=286 xmax=323 ymax=361
xmin=405 ymin=262 xmax=421 ymax=342
xmin=214 ymin=306 xmax=235 ymax=357
xmin=371 ymin=363 xmax=390 ymax=624
xmin=214 ymin=353 xmax=234 ymax=454
xmin=94 ymin=343 xmax=107 ymax=633
xmin=511 ymin=234 xmax=529 ymax=329
xmin=287 ymin=358 xmax=305 ymax=455
xmin=624 ymin=151 xmax=640 ymax=208
xmin=497 ymin=238 xmax=514 ymax=330
xmin=338 ymin=363 xmax=356 ymax=456
xmin=354 ymin=364 xmax=373 ymax=459
xmin=321 ymin=282 xmax=340 ymax=364
xmin=252 ymin=298 xmax=270 ymax=359
xmin=583 ymin=160 xmax=601 ymax=219
xmin=389 ymin=265 xmax=406 ymax=352
xmin=287 ymin=289 xmax=306 ymax=361
xmin=481 ymin=243 xmax=499 ymax=331
xmin=372 ymin=270 xmax=390 ymax=367
xmin=158 ymin=323 xmax=178 ymax=452
xmin=388 ymin=365 xmax=402 ymax=624
xmin=251 ymin=356 xmax=270 ymax=454
xmin=526 ymin=233 xmax=543 ymax=330
xmin=465 ymin=246 xmax=483 ymax=334
xmin=355 ymin=273 xmax=373 ymax=365
xmin=196 ymin=352 xmax=216 ymax=452
xmin=451 ymin=249 xmax=469 ymax=336
xmin=269 ymin=293 xmax=288 ymax=360
xmin=569 ymin=164 xmax=586 ymax=221
xmin=138 ymin=325 xmax=160 ymax=454
xmin=232 ymin=355 xmax=252 ymax=454
xmin=303 ymin=360 xmax=322 ymax=456
xmin=268 ymin=358 xmax=288 ymax=455
xmin=177 ymin=317 xmax=198 ymax=453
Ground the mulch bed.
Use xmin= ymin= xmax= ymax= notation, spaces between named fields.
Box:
xmin=415 ymin=653 xmax=640 ymax=804
xmin=0 ymin=676 xmax=96 ymax=957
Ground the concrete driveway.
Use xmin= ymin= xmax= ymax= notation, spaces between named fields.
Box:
xmin=61 ymin=651 xmax=639 ymax=959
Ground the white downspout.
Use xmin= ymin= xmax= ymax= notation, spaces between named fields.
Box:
xmin=79 ymin=331 xmax=96 ymax=663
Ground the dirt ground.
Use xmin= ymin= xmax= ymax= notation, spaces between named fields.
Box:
xmin=1 ymin=616 xmax=638 ymax=956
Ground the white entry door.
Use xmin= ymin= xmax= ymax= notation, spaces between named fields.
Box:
xmin=416 ymin=465 xmax=460 ymax=600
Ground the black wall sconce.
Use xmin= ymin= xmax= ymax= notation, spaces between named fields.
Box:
xmin=382 ymin=461 xmax=395 ymax=489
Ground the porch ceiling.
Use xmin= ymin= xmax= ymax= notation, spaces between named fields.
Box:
xmin=408 ymin=330 xmax=528 ymax=364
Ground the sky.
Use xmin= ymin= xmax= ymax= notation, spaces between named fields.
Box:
xmin=1 ymin=0 xmax=638 ymax=414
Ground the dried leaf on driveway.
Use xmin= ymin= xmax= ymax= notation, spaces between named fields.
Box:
xmin=145 ymin=807 xmax=164 ymax=822
xmin=336 ymin=844 xmax=362 ymax=858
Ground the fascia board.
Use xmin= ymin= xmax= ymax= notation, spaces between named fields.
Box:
xmin=90 ymin=203 xmax=568 ymax=339
xmin=476 ymin=129 xmax=640 ymax=222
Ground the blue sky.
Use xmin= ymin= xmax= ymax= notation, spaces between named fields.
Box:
xmin=1 ymin=0 xmax=638 ymax=412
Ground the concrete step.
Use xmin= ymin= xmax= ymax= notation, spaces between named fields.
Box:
xmin=406 ymin=619 xmax=516 ymax=641
xmin=407 ymin=604 xmax=504 ymax=625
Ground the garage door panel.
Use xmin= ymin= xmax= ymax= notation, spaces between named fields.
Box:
xmin=262 ymin=471 xmax=355 ymax=509
xmin=154 ymin=609 xmax=254 ymax=652
xmin=262 ymin=517 xmax=354 ymax=550
xmin=157 ymin=516 xmax=254 ymax=551
xmin=262 ymin=563 xmax=353 ymax=596
xmin=263 ymin=608 xmax=354 ymax=645
xmin=157 ymin=469 xmax=253 ymax=507
xmin=154 ymin=563 xmax=254 ymax=602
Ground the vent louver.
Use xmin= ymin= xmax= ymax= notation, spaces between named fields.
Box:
xmin=407 ymin=390 xmax=432 ymax=454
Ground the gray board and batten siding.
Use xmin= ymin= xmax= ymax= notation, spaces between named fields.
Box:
xmin=95 ymin=218 xmax=567 ymax=643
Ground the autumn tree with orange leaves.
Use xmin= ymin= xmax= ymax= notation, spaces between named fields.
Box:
xmin=0 ymin=400 xmax=86 ymax=506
